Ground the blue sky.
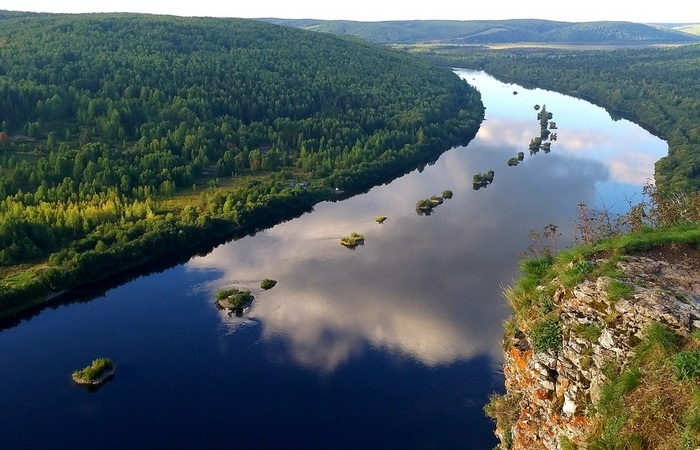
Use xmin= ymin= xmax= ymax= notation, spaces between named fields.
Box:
xmin=1 ymin=0 xmax=697 ymax=23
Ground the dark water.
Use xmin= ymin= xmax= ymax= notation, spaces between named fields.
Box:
xmin=0 ymin=70 xmax=665 ymax=449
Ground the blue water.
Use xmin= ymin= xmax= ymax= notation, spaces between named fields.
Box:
xmin=0 ymin=70 xmax=667 ymax=449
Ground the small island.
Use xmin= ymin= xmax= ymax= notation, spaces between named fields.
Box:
xmin=472 ymin=170 xmax=495 ymax=190
xmin=340 ymin=232 xmax=365 ymax=248
xmin=72 ymin=357 xmax=116 ymax=386
xmin=416 ymin=198 xmax=434 ymax=213
xmin=416 ymin=191 xmax=452 ymax=215
xmin=375 ymin=216 xmax=388 ymax=224
xmin=260 ymin=279 xmax=277 ymax=290
xmin=216 ymin=288 xmax=254 ymax=310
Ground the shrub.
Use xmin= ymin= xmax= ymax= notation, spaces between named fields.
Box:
xmin=260 ymin=279 xmax=277 ymax=290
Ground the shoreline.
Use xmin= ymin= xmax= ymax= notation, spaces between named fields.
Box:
xmin=0 ymin=127 xmax=481 ymax=322
xmin=72 ymin=367 xmax=117 ymax=386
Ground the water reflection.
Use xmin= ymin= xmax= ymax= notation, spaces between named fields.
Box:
xmin=188 ymin=70 xmax=666 ymax=373
xmin=0 ymin=70 xmax=669 ymax=449
xmin=464 ymin=69 xmax=666 ymax=190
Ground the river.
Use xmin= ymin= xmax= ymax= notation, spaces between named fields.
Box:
xmin=0 ymin=70 xmax=666 ymax=449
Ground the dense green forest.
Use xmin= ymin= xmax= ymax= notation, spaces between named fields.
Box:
xmin=264 ymin=18 xmax=700 ymax=45
xmin=410 ymin=44 xmax=700 ymax=191
xmin=0 ymin=12 xmax=484 ymax=317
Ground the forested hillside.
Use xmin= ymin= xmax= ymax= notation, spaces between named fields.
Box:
xmin=0 ymin=12 xmax=484 ymax=316
xmin=264 ymin=18 xmax=700 ymax=45
xmin=411 ymin=44 xmax=700 ymax=191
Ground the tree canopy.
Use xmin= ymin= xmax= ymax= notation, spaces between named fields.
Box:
xmin=0 ymin=12 xmax=484 ymax=316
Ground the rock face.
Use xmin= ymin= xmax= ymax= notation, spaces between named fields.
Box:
xmin=498 ymin=249 xmax=700 ymax=449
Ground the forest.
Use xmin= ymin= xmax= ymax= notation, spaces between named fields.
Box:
xmin=411 ymin=44 xmax=700 ymax=192
xmin=264 ymin=18 xmax=700 ymax=45
xmin=0 ymin=12 xmax=484 ymax=316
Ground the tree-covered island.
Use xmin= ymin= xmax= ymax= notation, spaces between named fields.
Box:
xmin=412 ymin=43 xmax=700 ymax=192
xmin=216 ymin=288 xmax=254 ymax=310
xmin=260 ymin=279 xmax=277 ymax=290
xmin=0 ymin=12 xmax=484 ymax=318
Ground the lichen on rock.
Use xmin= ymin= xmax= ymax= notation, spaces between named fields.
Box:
xmin=489 ymin=246 xmax=700 ymax=449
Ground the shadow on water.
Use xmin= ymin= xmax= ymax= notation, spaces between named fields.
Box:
xmin=0 ymin=137 xmax=477 ymax=332
xmin=0 ymin=204 xmax=313 ymax=331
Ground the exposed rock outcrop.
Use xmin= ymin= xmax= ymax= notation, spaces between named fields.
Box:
xmin=496 ymin=247 xmax=700 ymax=449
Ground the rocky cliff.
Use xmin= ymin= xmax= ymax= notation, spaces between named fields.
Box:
xmin=490 ymin=245 xmax=700 ymax=449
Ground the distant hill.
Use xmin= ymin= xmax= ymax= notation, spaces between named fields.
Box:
xmin=262 ymin=18 xmax=700 ymax=45
xmin=676 ymin=24 xmax=700 ymax=36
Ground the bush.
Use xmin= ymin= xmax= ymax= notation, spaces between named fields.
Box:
xmin=260 ymin=279 xmax=277 ymax=290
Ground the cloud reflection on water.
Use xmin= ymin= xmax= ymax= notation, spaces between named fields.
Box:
xmin=187 ymin=71 xmax=665 ymax=373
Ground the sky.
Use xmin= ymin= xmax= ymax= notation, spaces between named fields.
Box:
xmin=1 ymin=0 xmax=697 ymax=24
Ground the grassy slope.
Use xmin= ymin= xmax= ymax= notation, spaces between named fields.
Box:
xmin=497 ymin=233 xmax=700 ymax=448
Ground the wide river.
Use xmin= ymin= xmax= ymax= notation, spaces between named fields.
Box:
xmin=0 ymin=70 xmax=666 ymax=449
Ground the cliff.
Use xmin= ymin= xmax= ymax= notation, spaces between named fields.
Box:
xmin=489 ymin=244 xmax=700 ymax=449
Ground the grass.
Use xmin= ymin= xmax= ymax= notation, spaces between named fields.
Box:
xmin=606 ymin=279 xmax=634 ymax=303
xmin=572 ymin=323 xmax=604 ymax=342
xmin=484 ymin=391 xmax=521 ymax=449
xmin=586 ymin=323 xmax=700 ymax=449
xmin=560 ymin=259 xmax=594 ymax=288
xmin=72 ymin=357 xmax=115 ymax=383
xmin=494 ymin=213 xmax=700 ymax=448
xmin=4 ymin=271 xmax=36 ymax=285
xmin=634 ymin=323 xmax=681 ymax=365
xmin=156 ymin=172 xmax=272 ymax=212
xmin=674 ymin=349 xmax=700 ymax=380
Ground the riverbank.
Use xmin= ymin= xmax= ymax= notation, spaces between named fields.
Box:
xmin=0 ymin=126 xmax=482 ymax=321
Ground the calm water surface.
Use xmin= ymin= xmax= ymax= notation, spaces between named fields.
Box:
xmin=0 ymin=70 xmax=666 ymax=449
